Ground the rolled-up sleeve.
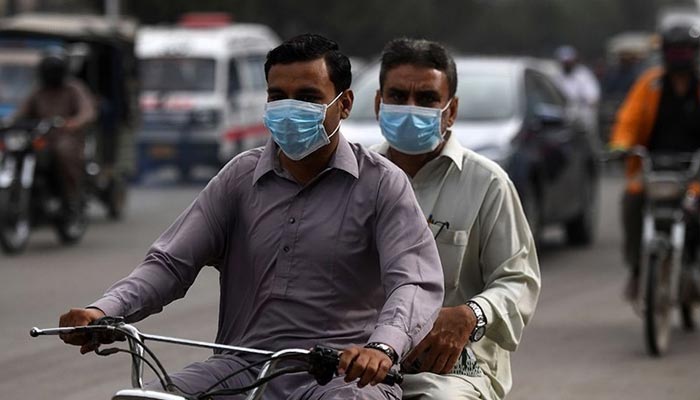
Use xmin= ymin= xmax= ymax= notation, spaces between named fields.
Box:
xmin=90 ymin=169 xmax=232 ymax=321
xmin=369 ymin=167 xmax=444 ymax=359
xmin=472 ymin=177 xmax=541 ymax=352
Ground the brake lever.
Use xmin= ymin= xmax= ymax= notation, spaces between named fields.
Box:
xmin=87 ymin=316 xmax=127 ymax=344
xmin=308 ymin=345 xmax=403 ymax=386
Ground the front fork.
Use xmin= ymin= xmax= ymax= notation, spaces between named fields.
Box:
xmin=638 ymin=212 xmax=685 ymax=309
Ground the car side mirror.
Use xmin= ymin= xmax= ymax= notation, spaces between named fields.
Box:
xmin=533 ymin=103 xmax=566 ymax=127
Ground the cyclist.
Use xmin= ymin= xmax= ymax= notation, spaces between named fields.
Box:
xmin=609 ymin=23 xmax=700 ymax=300
xmin=57 ymin=34 xmax=444 ymax=399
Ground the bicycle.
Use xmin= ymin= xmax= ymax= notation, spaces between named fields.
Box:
xmin=30 ymin=316 xmax=403 ymax=400
xmin=609 ymin=147 xmax=700 ymax=356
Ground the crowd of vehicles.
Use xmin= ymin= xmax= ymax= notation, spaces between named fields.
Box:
xmin=345 ymin=57 xmax=600 ymax=246
xmin=135 ymin=13 xmax=279 ymax=182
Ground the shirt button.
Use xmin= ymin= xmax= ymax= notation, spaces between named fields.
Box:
xmin=289 ymin=217 xmax=296 ymax=224
xmin=283 ymin=246 xmax=290 ymax=253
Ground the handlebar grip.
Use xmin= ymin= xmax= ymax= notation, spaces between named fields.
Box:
xmin=383 ymin=369 xmax=403 ymax=385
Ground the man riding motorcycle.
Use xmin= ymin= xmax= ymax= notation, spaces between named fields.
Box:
xmin=609 ymin=23 xmax=700 ymax=299
xmin=11 ymin=49 xmax=96 ymax=220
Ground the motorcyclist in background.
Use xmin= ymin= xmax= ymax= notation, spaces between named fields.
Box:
xmin=553 ymin=45 xmax=601 ymax=143
xmin=609 ymin=23 xmax=700 ymax=300
xmin=11 ymin=49 xmax=96 ymax=220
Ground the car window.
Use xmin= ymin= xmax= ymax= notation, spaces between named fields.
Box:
xmin=525 ymin=70 xmax=566 ymax=111
xmin=241 ymin=55 xmax=266 ymax=90
xmin=348 ymin=62 xmax=516 ymax=122
xmin=228 ymin=59 xmax=241 ymax=95
xmin=140 ymin=58 xmax=216 ymax=92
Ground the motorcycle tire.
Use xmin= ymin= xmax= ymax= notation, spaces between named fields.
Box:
xmin=55 ymin=210 xmax=87 ymax=245
xmin=0 ymin=185 xmax=31 ymax=255
xmin=644 ymin=252 xmax=673 ymax=356
xmin=106 ymin=177 xmax=127 ymax=220
xmin=680 ymin=303 xmax=696 ymax=332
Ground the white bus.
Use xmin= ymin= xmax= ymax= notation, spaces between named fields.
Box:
xmin=136 ymin=16 xmax=279 ymax=181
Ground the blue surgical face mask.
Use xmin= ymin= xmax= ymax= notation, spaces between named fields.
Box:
xmin=378 ymin=100 xmax=452 ymax=155
xmin=263 ymin=92 xmax=343 ymax=161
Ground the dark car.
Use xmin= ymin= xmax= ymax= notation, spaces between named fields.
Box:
xmin=343 ymin=57 xmax=600 ymax=245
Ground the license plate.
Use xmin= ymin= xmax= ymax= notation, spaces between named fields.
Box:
xmin=149 ymin=144 xmax=177 ymax=160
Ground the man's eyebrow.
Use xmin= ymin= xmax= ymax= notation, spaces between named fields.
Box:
xmin=385 ymin=87 xmax=409 ymax=95
xmin=294 ymin=86 xmax=325 ymax=96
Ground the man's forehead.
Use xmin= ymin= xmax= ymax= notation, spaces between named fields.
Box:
xmin=267 ymin=58 xmax=333 ymax=89
xmin=383 ymin=64 xmax=448 ymax=89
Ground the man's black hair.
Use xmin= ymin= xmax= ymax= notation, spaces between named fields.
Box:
xmin=264 ymin=33 xmax=352 ymax=94
xmin=379 ymin=38 xmax=458 ymax=98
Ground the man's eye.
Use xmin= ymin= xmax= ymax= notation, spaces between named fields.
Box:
xmin=390 ymin=94 xmax=406 ymax=103
xmin=298 ymin=96 xmax=321 ymax=103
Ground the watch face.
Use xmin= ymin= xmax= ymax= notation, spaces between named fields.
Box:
xmin=472 ymin=326 xmax=486 ymax=342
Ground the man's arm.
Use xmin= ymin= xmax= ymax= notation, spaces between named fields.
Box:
xmin=370 ymin=167 xmax=445 ymax=358
xmin=89 ymin=171 xmax=232 ymax=320
xmin=339 ymin=166 xmax=444 ymax=386
xmin=65 ymin=79 xmax=96 ymax=131
xmin=471 ymin=176 xmax=541 ymax=351
xmin=59 ymin=167 xmax=234 ymax=350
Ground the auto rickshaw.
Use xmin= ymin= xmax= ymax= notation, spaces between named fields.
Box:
xmin=0 ymin=13 xmax=139 ymax=219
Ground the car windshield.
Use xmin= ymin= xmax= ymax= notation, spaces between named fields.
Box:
xmin=0 ymin=63 xmax=35 ymax=104
xmin=349 ymin=63 xmax=516 ymax=122
xmin=140 ymin=58 xmax=216 ymax=92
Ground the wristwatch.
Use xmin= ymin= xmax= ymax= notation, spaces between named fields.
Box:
xmin=365 ymin=342 xmax=398 ymax=364
xmin=466 ymin=300 xmax=487 ymax=342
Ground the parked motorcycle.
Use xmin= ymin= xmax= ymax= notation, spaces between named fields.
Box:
xmin=0 ymin=118 xmax=88 ymax=254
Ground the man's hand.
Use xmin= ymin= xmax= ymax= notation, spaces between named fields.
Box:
xmin=403 ymin=305 xmax=475 ymax=374
xmin=338 ymin=346 xmax=393 ymax=388
xmin=58 ymin=307 xmax=105 ymax=354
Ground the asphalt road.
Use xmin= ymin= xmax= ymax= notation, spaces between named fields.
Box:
xmin=1 ymin=175 xmax=698 ymax=400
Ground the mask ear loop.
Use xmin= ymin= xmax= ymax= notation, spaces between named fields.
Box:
xmin=323 ymin=91 xmax=346 ymax=138
xmin=439 ymin=98 xmax=454 ymax=139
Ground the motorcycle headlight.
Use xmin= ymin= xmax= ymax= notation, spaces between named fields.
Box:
xmin=3 ymin=131 xmax=30 ymax=151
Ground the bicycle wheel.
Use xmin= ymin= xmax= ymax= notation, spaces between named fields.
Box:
xmin=644 ymin=252 xmax=673 ymax=356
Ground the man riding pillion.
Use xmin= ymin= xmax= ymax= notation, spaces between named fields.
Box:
xmin=11 ymin=49 xmax=96 ymax=223
xmin=57 ymin=34 xmax=445 ymax=399
xmin=609 ymin=23 xmax=700 ymax=300
xmin=370 ymin=38 xmax=541 ymax=400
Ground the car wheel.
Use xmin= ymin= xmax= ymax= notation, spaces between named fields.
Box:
xmin=565 ymin=174 xmax=597 ymax=246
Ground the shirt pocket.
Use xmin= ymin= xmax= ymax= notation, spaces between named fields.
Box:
xmin=432 ymin=227 xmax=468 ymax=289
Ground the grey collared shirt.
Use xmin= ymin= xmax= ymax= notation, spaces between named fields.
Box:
xmin=91 ymin=135 xmax=444 ymax=361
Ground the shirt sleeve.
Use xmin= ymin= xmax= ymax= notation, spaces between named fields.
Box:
xmin=368 ymin=167 xmax=445 ymax=359
xmin=89 ymin=168 xmax=233 ymax=321
xmin=471 ymin=176 xmax=542 ymax=352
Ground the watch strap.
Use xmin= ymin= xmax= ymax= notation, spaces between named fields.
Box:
xmin=364 ymin=342 xmax=398 ymax=364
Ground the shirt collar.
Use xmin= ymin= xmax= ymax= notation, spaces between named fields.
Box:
xmin=253 ymin=134 xmax=359 ymax=185
xmin=375 ymin=132 xmax=463 ymax=171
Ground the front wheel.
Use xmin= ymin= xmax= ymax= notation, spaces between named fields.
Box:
xmin=644 ymin=251 xmax=673 ymax=356
xmin=0 ymin=185 xmax=31 ymax=254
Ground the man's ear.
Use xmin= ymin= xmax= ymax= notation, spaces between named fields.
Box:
xmin=445 ymin=96 xmax=459 ymax=128
xmin=374 ymin=89 xmax=381 ymax=120
xmin=340 ymin=89 xmax=354 ymax=120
